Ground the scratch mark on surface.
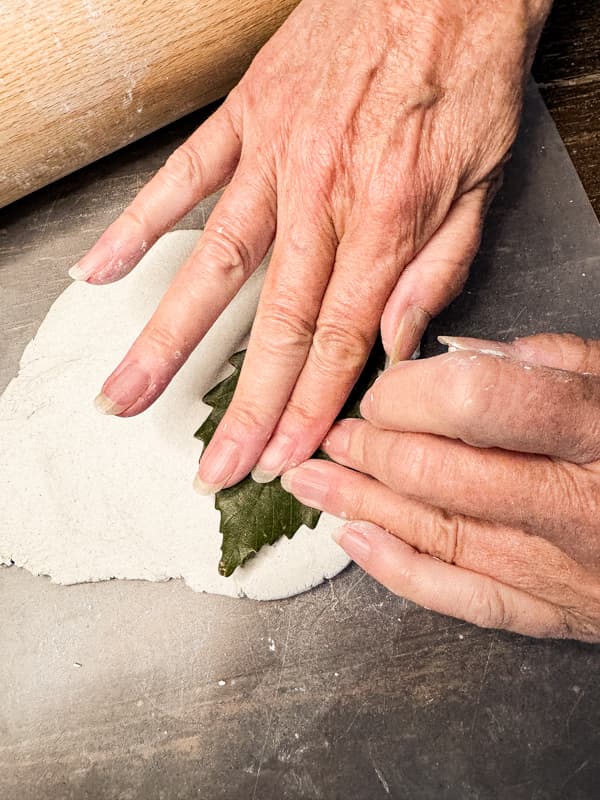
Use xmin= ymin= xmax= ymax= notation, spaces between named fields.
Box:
xmin=251 ymin=611 xmax=292 ymax=800
xmin=565 ymin=671 xmax=593 ymax=737
xmin=469 ymin=633 xmax=495 ymax=742
xmin=566 ymin=688 xmax=585 ymax=737
xmin=559 ymin=758 xmax=590 ymax=793
xmin=369 ymin=744 xmax=391 ymax=795
xmin=342 ymin=570 xmax=368 ymax=601
xmin=313 ymin=581 xmax=340 ymax=622
xmin=36 ymin=196 xmax=58 ymax=245
xmin=343 ymin=700 xmax=368 ymax=738
xmin=507 ymin=305 xmax=526 ymax=335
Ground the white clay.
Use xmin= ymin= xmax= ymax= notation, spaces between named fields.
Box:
xmin=0 ymin=231 xmax=349 ymax=600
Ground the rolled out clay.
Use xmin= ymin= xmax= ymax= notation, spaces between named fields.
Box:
xmin=0 ymin=231 xmax=349 ymax=600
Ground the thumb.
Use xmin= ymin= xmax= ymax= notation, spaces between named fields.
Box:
xmin=381 ymin=179 xmax=496 ymax=364
xmin=438 ymin=332 xmax=600 ymax=377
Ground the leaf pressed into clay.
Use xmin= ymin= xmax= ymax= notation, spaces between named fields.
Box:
xmin=195 ymin=342 xmax=386 ymax=576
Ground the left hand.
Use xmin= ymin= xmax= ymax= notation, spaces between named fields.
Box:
xmin=282 ymin=333 xmax=600 ymax=641
xmin=73 ymin=0 xmax=550 ymax=492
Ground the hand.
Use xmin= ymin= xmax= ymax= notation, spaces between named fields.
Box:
xmin=282 ymin=334 xmax=600 ymax=642
xmin=73 ymin=0 xmax=551 ymax=491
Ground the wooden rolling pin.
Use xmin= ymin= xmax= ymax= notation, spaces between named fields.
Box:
xmin=0 ymin=0 xmax=300 ymax=209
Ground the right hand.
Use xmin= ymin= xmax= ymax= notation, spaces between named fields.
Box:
xmin=283 ymin=333 xmax=600 ymax=641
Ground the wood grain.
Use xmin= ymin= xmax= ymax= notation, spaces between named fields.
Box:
xmin=0 ymin=0 xmax=299 ymax=208
xmin=533 ymin=0 xmax=600 ymax=215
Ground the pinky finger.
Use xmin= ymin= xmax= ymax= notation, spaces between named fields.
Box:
xmin=333 ymin=521 xmax=571 ymax=640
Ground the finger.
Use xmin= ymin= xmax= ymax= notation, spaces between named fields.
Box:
xmin=249 ymin=222 xmax=409 ymax=483
xmin=70 ymin=103 xmax=242 ymax=284
xmin=380 ymin=183 xmax=490 ymax=363
xmin=193 ymin=196 xmax=338 ymax=492
xmin=95 ymin=162 xmax=276 ymax=418
xmin=282 ymin=459 xmax=600 ymax=617
xmin=439 ymin=332 xmax=600 ymax=377
xmin=331 ymin=521 xmax=572 ymax=639
xmin=360 ymin=350 xmax=600 ymax=463
xmin=321 ymin=419 xmax=600 ymax=568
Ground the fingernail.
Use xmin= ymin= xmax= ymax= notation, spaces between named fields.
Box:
xmin=251 ymin=466 xmax=278 ymax=484
xmin=321 ymin=419 xmax=356 ymax=458
xmin=252 ymin=433 xmax=295 ymax=483
xmin=68 ymin=263 xmax=89 ymax=281
xmin=390 ymin=306 xmax=430 ymax=366
xmin=197 ymin=438 xmax=240 ymax=493
xmin=94 ymin=393 xmax=126 ymax=415
xmin=281 ymin=465 xmax=329 ymax=509
xmin=95 ymin=362 xmax=151 ymax=415
xmin=331 ymin=521 xmax=375 ymax=562
xmin=438 ymin=335 xmax=509 ymax=359
xmin=193 ymin=472 xmax=219 ymax=496
xmin=68 ymin=240 xmax=139 ymax=284
xmin=70 ymin=239 xmax=113 ymax=282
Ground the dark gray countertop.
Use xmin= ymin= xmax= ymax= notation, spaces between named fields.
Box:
xmin=1 ymin=85 xmax=599 ymax=800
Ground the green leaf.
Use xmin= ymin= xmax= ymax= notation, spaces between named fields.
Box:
xmin=195 ymin=340 xmax=386 ymax=576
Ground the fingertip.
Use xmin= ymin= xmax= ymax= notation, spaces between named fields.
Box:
xmin=251 ymin=466 xmax=278 ymax=484
xmin=85 ymin=252 xmax=143 ymax=285
xmin=321 ymin=417 xmax=359 ymax=458
xmin=331 ymin=521 xmax=377 ymax=563
xmin=96 ymin=362 xmax=153 ymax=417
xmin=192 ymin=472 xmax=221 ymax=496
xmin=359 ymin=388 xmax=374 ymax=419
xmin=94 ymin=392 xmax=126 ymax=416
xmin=389 ymin=305 xmax=431 ymax=366
xmin=68 ymin=263 xmax=88 ymax=281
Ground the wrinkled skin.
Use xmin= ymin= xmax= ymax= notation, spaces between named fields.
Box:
xmin=283 ymin=334 xmax=600 ymax=643
xmin=75 ymin=0 xmax=550 ymax=493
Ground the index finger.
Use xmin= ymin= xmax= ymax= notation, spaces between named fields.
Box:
xmin=71 ymin=104 xmax=242 ymax=284
xmin=360 ymin=350 xmax=600 ymax=463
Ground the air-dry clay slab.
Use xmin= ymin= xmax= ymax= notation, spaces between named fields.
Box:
xmin=0 ymin=231 xmax=350 ymax=600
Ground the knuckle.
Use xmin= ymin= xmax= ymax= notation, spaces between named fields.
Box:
xmin=336 ymin=474 xmax=370 ymax=520
xmin=291 ymin=124 xmax=338 ymax=175
xmin=555 ymin=607 xmax=580 ymax=640
xmin=553 ymin=464 xmax=600 ymax=524
xmin=121 ymin=204 xmax=148 ymax=232
xmin=446 ymin=353 xmax=500 ymax=444
xmin=563 ymin=607 xmax=600 ymax=643
xmin=397 ymin=435 xmax=435 ymax=491
xmin=145 ymin=322 xmax=181 ymax=355
xmin=311 ymin=318 xmax=372 ymax=379
xmin=351 ymin=428 xmax=406 ymax=487
xmin=465 ymin=584 xmax=512 ymax=631
xmin=163 ymin=144 xmax=204 ymax=190
xmin=281 ymin=397 xmax=320 ymax=430
xmin=375 ymin=431 xmax=400 ymax=480
xmin=225 ymin=403 xmax=268 ymax=442
xmin=346 ymin=422 xmax=370 ymax=467
xmin=198 ymin=224 xmax=253 ymax=282
xmin=546 ymin=333 xmax=599 ymax=375
xmin=428 ymin=510 xmax=462 ymax=564
xmin=259 ymin=300 xmax=315 ymax=353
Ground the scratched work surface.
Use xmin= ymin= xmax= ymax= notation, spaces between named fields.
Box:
xmin=1 ymin=84 xmax=599 ymax=800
